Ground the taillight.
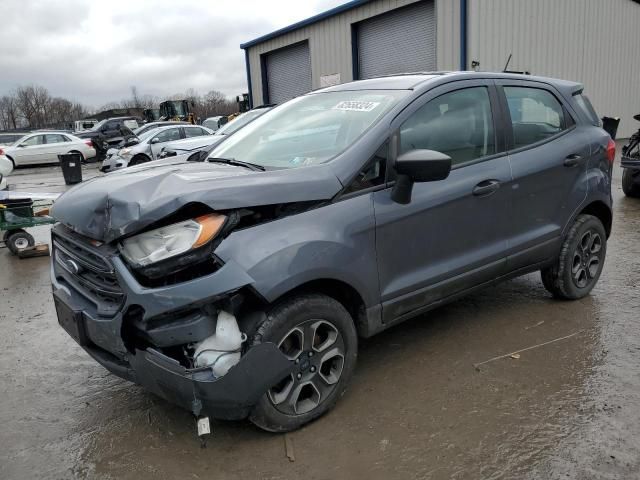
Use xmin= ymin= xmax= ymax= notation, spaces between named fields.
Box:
xmin=85 ymin=140 xmax=93 ymax=148
xmin=0 ymin=148 xmax=4 ymax=156
xmin=606 ymin=138 xmax=616 ymax=165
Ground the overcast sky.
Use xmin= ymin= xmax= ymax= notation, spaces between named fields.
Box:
xmin=0 ymin=0 xmax=345 ymax=108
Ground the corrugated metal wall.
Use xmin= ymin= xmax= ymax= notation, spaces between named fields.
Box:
xmin=468 ymin=0 xmax=640 ymax=138
xmin=245 ymin=0 xmax=460 ymax=105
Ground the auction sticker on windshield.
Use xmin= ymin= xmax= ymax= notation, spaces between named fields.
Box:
xmin=333 ymin=101 xmax=380 ymax=112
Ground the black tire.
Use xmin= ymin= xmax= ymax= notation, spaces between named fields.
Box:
xmin=6 ymin=230 xmax=35 ymax=254
xmin=541 ymin=214 xmax=607 ymax=300
xmin=622 ymin=168 xmax=640 ymax=198
xmin=128 ymin=154 xmax=150 ymax=167
xmin=249 ymin=294 xmax=357 ymax=432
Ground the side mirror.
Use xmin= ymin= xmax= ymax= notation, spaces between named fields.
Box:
xmin=150 ymin=137 xmax=160 ymax=144
xmin=391 ymin=149 xmax=452 ymax=204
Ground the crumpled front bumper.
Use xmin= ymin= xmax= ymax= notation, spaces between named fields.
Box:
xmin=51 ymin=226 xmax=293 ymax=420
xmin=100 ymin=153 xmax=129 ymax=173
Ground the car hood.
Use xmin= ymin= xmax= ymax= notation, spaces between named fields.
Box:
xmin=51 ymin=160 xmax=343 ymax=242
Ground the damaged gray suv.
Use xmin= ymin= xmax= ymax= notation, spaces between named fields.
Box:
xmin=51 ymin=72 xmax=614 ymax=432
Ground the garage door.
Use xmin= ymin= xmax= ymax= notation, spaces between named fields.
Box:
xmin=357 ymin=1 xmax=436 ymax=79
xmin=265 ymin=42 xmax=312 ymax=105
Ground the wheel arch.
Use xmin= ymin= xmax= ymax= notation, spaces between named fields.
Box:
xmin=5 ymin=154 xmax=15 ymax=168
xmin=579 ymin=200 xmax=612 ymax=238
xmin=268 ymin=278 xmax=368 ymax=337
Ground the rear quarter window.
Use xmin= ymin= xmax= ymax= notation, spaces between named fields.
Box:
xmin=573 ymin=93 xmax=600 ymax=126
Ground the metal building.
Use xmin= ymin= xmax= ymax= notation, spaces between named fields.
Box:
xmin=241 ymin=0 xmax=640 ymax=137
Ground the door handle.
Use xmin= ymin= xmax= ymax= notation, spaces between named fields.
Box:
xmin=563 ymin=154 xmax=582 ymax=167
xmin=473 ymin=179 xmax=501 ymax=197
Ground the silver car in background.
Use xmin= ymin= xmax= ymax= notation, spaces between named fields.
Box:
xmin=100 ymin=124 xmax=213 ymax=172
xmin=1 ymin=131 xmax=96 ymax=166
xmin=160 ymin=107 xmax=274 ymax=158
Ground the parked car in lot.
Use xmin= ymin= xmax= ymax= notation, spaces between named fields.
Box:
xmin=159 ymin=106 xmax=273 ymax=158
xmin=0 ymin=131 xmax=96 ymax=166
xmin=0 ymin=153 xmax=12 ymax=190
xmin=100 ymin=124 xmax=213 ymax=172
xmin=51 ymin=72 xmax=613 ymax=433
xmin=75 ymin=117 xmax=139 ymax=155
xmin=202 ymin=116 xmax=227 ymax=131
xmin=621 ymin=113 xmax=640 ymax=197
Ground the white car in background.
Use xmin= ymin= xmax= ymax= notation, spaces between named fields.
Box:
xmin=0 ymin=153 xmax=12 ymax=190
xmin=1 ymin=132 xmax=96 ymax=166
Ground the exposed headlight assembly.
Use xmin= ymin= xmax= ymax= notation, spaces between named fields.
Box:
xmin=120 ymin=214 xmax=226 ymax=268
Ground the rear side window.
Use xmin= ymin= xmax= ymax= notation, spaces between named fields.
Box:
xmin=573 ymin=93 xmax=600 ymax=126
xmin=504 ymin=87 xmax=567 ymax=148
xmin=45 ymin=134 xmax=68 ymax=144
xmin=400 ymin=87 xmax=496 ymax=166
xmin=184 ymin=127 xmax=207 ymax=138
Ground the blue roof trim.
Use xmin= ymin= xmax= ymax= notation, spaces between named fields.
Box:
xmin=240 ymin=0 xmax=371 ymax=49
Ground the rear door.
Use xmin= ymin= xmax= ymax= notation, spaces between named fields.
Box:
xmin=495 ymin=80 xmax=589 ymax=270
xmin=45 ymin=134 xmax=70 ymax=162
xmin=373 ymin=80 xmax=512 ymax=323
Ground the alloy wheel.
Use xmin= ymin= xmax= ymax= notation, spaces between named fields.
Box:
xmin=269 ymin=320 xmax=345 ymax=415
xmin=571 ymin=229 xmax=603 ymax=289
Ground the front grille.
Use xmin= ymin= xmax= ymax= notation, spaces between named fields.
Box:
xmin=53 ymin=231 xmax=124 ymax=317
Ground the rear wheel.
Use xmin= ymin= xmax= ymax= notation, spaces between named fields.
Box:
xmin=5 ymin=229 xmax=35 ymax=254
xmin=622 ymin=168 xmax=640 ymax=197
xmin=249 ymin=294 xmax=357 ymax=432
xmin=541 ymin=214 xmax=607 ymax=299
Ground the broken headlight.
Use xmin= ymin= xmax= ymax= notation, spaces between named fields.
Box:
xmin=120 ymin=214 xmax=226 ymax=267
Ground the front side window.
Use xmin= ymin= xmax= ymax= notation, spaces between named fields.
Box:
xmin=400 ymin=87 xmax=496 ymax=166
xmin=21 ymin=135 xmax=45 ymax=146
xmin=210 ymin=90 xmax=408 ymax=169
xmin=344 ymin=142 xmax=388 ymax=194
xmin=504 ymin=87 xmax=567 ymax=148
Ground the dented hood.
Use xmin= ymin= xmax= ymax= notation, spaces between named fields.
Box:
xmin=51 ymin=161 xmax=343 ymax=242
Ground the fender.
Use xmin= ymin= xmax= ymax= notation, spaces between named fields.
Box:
xmin=215 ymin=194 xmax=379 ymax=308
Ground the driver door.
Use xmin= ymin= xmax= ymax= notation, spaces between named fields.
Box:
xmin=14 ymin=134 xmax=47 ymax=165
xmin=150 ymin=127 xmax=182 ymax=159
xmin=373 ymin=80 xmax=513 ymax=323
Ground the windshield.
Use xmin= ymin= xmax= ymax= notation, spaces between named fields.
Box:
xmin=215 ymin=109 xmax=270 ymax=136
xmin=209 ymin=90 xmax=407 ymax=169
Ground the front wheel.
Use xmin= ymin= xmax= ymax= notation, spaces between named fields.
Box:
xmin=249 ymin=294 xmax=357 ymax=432
xmin=128 ymin=154 xmax=150 ymax=167
xmin=622 ymin=168 xmax=640 ymax=197
xmin=541 ymin=214 xmax=607 ymax=300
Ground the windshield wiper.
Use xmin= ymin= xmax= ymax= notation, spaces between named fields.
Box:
xmin=207 ymin=157 xmax=265 ymax=171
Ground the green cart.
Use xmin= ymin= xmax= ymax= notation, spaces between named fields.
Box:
xmin=0 ymin=198 xmax=55 ymax=254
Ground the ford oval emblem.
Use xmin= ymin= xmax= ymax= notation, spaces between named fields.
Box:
xmin=65 ymin=259 xmax=81 ymax=275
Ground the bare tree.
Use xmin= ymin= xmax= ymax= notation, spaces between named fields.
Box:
xmin=0 ymin=94 xmax=20 ymax=129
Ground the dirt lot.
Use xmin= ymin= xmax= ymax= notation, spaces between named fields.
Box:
xmin=1 ymin=157 xmax=639 ymax=479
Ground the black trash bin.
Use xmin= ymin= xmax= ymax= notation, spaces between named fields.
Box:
xmin=58 ymin=153 xmax=83 ymax=185
xmin=601 ymin=116 xmax=621 ymax=140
